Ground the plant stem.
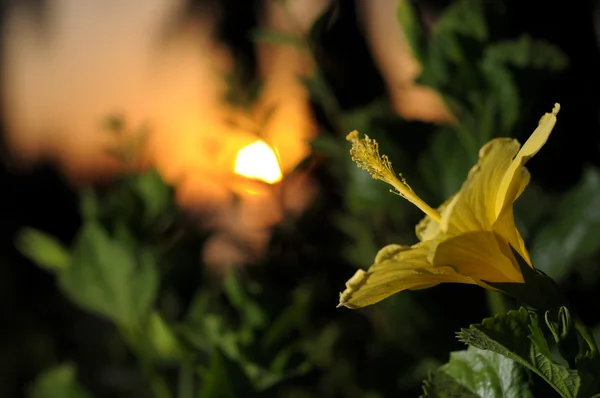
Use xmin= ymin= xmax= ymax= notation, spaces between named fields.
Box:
xmin=177 ymin=362 xmax=194 ymax=398
xmin=120 ymin=324 xmax=173 ymax=398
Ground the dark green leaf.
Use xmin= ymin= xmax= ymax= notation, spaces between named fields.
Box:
xmin=483 ymin=35 xmax=569 ymax=71
xmin=310 ymin=134 xmax=345 ymax=159
xmin=28 ymin=363 xmax=92 ymax=398
xmin=58 ymin=223 xmax=158 ymax=326
xmin=300 ymin=74 xmax=339 ymax=119
xmin=17 ymin=228 xmax=71 ymax=271
xmin=422 ymin=346 xmax=533 ymax=398
xmin=261 ymin=287 xmax=310 ymax=349
xmin=397 ymin=0 xmax=426 ymax=61
xmin=340 ymin=100 xmax=391 ymax=134
xmin=423 ymin=369 xmax=480 ymax=398
xmin=198 ymin=351 xmax=235 ymax=398
xmin=419 ymin=128 xmax=474 ymax=201
xmin=250 ymin=28 xmax=305 ymax=48
xmin=147 ymin=312 xmax=183 ymax=361
xmin=224 ymin=271 xmax=267 ymax=331
xmin=435 ymin=0 xmax=487 ymax=41
xmin=480 ymin=62 xmax=519 ymax=134
xmin=457 ymin=308 xmax=580 ymax=398
xmin=79 ymin=189 xmax=99 ymax=221
xmin=530 ymin=168 xmax=600 ymax=280
xmin=132 ymin=170 xmax=173 ymax=224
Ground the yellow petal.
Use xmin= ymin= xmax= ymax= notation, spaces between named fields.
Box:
xmin=495 ymin=104 xmax=559 ymax=217
xmin=493 ymin=205 xmax=532 ymax=266
xmin=416 ymin=194 xmax=455 ymax=241
xmin=338 ymin=242 xmax=474 ymax=308
xmin=434 ymin=230 xmax=523 ymax=284
xmin=441 ymin=138 xmax=520 ymax=235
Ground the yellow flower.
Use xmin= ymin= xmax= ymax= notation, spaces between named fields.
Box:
xmin=339 ymin=104 xmax=560 ymax=309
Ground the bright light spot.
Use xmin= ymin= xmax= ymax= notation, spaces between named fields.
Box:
xmin=234 ymin=140 xmax=282 ymax=184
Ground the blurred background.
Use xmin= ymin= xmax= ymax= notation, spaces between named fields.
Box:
xmin=1 ymin=0 xmax=600 ymax=397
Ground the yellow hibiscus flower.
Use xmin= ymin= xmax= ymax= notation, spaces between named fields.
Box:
xmin=338 ymin=104 xmax=560 ymax=309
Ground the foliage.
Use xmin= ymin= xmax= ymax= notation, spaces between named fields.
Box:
xmin=422 ymin=346 xmax=533 ymax=398
xmin=28 ymin=364 xmax=92 ymax=398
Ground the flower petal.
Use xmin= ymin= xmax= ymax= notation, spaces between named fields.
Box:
xmin=495 ymin=105 xmax=559 ymax=217
xmin=434 ymin=230 xmax=523 ymax=284
xmin=493 ymin=205 xmax=532 ymax=267
xmin=416 ymin=194 xmax=455 ymax=241
xmin=338 ymin=242 xmax=474 ymax=308
xmin=441 ymin=138 xmax=520 ymax=235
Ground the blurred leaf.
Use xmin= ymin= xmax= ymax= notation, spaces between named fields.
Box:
xmin=423 ymin=346 xmax=533 ymax=398
xmin=301 ymin=73 xmax=339 ymax=119
xmin=514 ymin=182 xmax=554 ymax=241
xmin=458 ymin=307 xmax=581 ymax=398
xmin=250 ymin=28 xmax=305 ymax=48
xmin=397 ymin=0 xmax=426 ymax=61
xmin=131 ymin=170 xmax=173 ymax=224
xmin=198 ymin=351 xmax=235 ymax=398
xmin=435 ymin=0 xmax=487 ymax=42
xmin=58 ymin=223 xmax=158 ymax=327
xmin=310 ymin=134 xmax=345 ymax=159
xmin=147 ymin=311 xmax=183 ymax=362
xmin=334 ymin=214 xmax=379 ymax=267
xmin=480 ymin=63 xmax=519 ymax=135
xmin=28 ymin=363 xmax=92 ymax=398
xmin=224 ymin=271 xmax=267 ymax=332
xmin=17 ymin=228 xmax=71 ymax=271
xmin=531 ymin=168 xmax=600 ymax=280
xmin=419 ymin=128 xmax=473 ymax=201
xmin=398 ymin=357 xmax=442 ymax=389
xmin=340 ymin=100 xmax=391 ymax=134
xmin=483 ymin=35 xmax=569 ymax=71
xmin=302 ymin=323 xmax=340 ymax=366
xmin=79 ymin=189 xmax=99 ymax=221
xmin=261 ymin=287 xmax=311 ymax=349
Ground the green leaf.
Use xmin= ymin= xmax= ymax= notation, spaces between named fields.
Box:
xmin=422 ymin=346 xmax=533 ymax=398
xmin=397 ymin=0 xmax=426 ymax=61
xmin=310 ymin=134 xmax=345 ymax=159
xmin=223 ymin=271 xmax=267 ymax=331
xmin=480 ymin=62 xmax=519 ymax=135
xmin=483 ymin=35 xmax=569 ymax=71
xmin=58 ymin=223 xmax=158 ymax=327
xmin=419 ymin=128 xmax=474 ymax=201
xmin=422 ymin=369 xmax=480 ymax=398
xmin=132 ymin=170 xmax=173 ymax=224
xmin=147 ymin=312 xmax=183 ymax=361
xmin=198 ymin=351 xmax=236 ymax=398
xmin=339 ymin=100 xmax=391 ymax=134
xmin=530 ymin=168 xmax=600 ymax=280
xmin=435 ymin=0 xmax=487 ymax=41
xmin=300 ymin=73 xmax=339 ymax=119
xmin=261 ymin=287 xmax=311 ymax=349
xmin=250 ymin=28 xmax=305 ymax=48
xmin=457 ymin=308 xmax=581 ymax=398
xmin=79 ymin=189 xmax=99 ymax=221
xmin=17 ymin=228 xmax=71 ymax=271
xmin=28 ymin=363 xmax=92 ymax=398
